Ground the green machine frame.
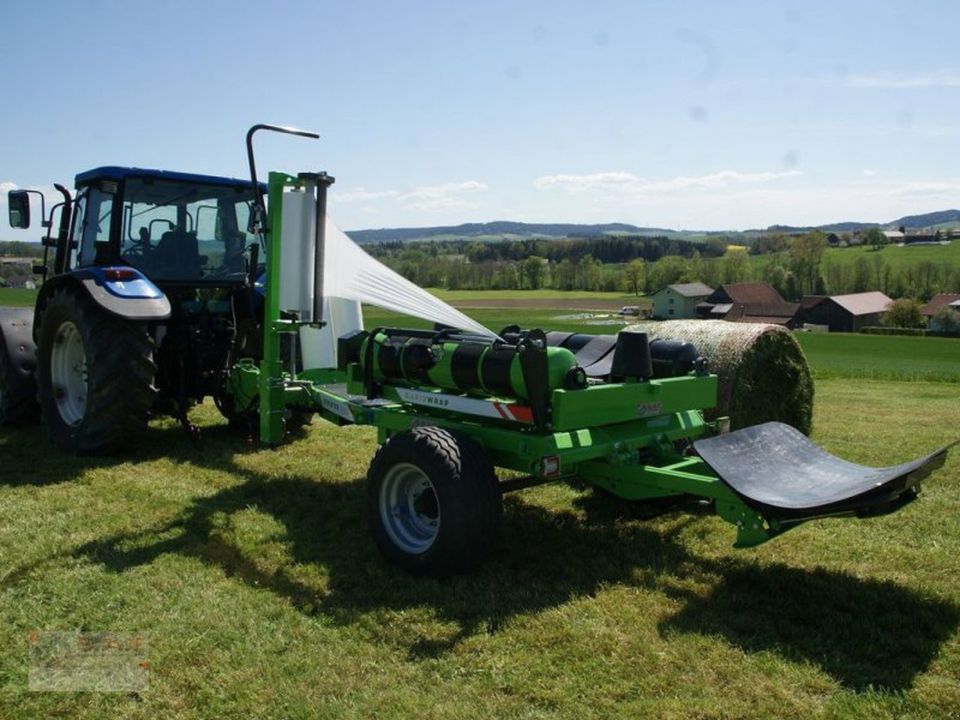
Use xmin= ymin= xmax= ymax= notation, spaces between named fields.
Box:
xmin=240 ymin=172 xmax=799 ymax=549
xmin=219 ymin=160 xmax=948 ymax=577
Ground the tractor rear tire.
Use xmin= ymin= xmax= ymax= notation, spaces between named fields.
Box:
xmin=0 ymin=343 xmax=37 ymax=425
xmin=366 ymin=426 xmax=502 ymax=576
xmin=37 ymin=285 xmax=156 ymax=453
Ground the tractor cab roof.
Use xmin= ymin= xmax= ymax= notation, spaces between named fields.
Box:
xmin=75 ymin=166 xmax=265 ymax=192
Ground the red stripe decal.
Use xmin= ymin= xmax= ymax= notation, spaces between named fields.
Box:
xmin=493 ymin=403 xmax=510 ymax=420
xmin=509 ymin=405 xmax=534 ymax=424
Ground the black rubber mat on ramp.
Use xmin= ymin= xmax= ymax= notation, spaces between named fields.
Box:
xmin=693 ymin=422 xmax=954 ymax=519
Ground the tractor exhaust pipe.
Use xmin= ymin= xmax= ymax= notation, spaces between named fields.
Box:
xmin=245 ymin=124 xmax=319 ymax=236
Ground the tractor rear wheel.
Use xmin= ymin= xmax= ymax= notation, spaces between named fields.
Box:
xmin=37 ymin=285 xmax=156 ymax=453
xmin=0 ymin=342 xmax=37 ymax=425
xmin=366 ymin=426 xmax=502 ymax=576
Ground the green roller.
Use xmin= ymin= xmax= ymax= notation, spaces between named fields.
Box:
xmin=359 ymin=331 xmax=582 ymax=400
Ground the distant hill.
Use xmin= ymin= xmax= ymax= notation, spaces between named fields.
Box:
xmin=767 ymin=209 xmax=960 ymax=234
xmin=892 ymin=209 xmax=960 ymax=229
xmin=347 ymin=210 xmax=960 ymax=245
xmin=348 ymin=221 xmax=677 ymax=244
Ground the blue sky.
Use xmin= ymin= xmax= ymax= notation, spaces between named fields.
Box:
xmin=3 ymin=0 xmax=960 ymax=241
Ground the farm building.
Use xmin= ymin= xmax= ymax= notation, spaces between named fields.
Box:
xmin=904 ymin=232 xmax=941 ymax=245
xmin=697 ymin=282 xmax=801 ymax=328
xmin=3 ymin=275 xmax=36 ymax=289
xmin=650 ymin=282 xmax=713 ymax=319
xmin=923 ymin=293 xmax=960 ymax=326
xmin=801 ymin=291 xmax=892 ymax=332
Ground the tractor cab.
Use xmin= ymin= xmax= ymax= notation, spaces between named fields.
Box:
xmin=71 ymin=167 xmax=265 ymax=286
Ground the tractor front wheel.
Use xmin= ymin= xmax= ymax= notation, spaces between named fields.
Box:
xmin=37 ymin=286 xmax=156 ymax=453
xmin=366 ymin=426 xmax=502 ymax=576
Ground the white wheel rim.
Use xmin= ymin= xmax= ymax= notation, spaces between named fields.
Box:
xmin=379 ymin=462 xmax=439 ymax=554
xmin=51 ymin=321 xmax=87 ymax=426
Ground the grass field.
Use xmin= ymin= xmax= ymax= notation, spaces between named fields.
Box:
xmin=1 ymin=377 xmax=958 ymax=718
xmin=1 ymin=286 xmax=960 ymax=717
xmin=0 ymin=288 xmax=37 ymax=307
xmin=428 ymin=288 xmax=640 ymax=303
xmin=821 ymin=241 xmax=960 ymax=271
xmin=794 ymin=332 xmax=960 ymax=383
xmin=727 ymin=240 xmax=960 ymax=279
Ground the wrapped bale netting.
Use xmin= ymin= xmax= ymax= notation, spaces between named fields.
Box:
xmin=625 ymin=320 xmax=814 ymax=435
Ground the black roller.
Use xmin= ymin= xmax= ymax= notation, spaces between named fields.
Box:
xmin=649 ymin=339 xmax=699 ymax=378
xmin=611 ymin=331 xmax=653 ymax=380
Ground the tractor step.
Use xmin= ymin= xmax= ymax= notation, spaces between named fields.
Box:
xmin=694 ymin=422 xmax=955 ymax=520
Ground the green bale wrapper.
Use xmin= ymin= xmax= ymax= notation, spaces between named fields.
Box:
xmin=626 ymin=320 xmax=814 ymax=435
xmin=361 ymin=331 xmax=579 ymax=400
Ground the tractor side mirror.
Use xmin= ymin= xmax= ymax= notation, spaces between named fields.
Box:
xmin=8 ymin=190 xmax=30 ymax=228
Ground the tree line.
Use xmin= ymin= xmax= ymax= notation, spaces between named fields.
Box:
xmin=366 ymin=231 xmax=960 ymax=300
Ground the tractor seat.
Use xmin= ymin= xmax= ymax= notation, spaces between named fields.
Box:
xmin=155 ymin=229 xmax=203 ymax=279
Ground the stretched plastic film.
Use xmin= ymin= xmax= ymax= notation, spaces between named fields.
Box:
xmin=323 ymin=216 xmax=493 ymax=338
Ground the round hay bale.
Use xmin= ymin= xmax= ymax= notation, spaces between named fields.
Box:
xmin=624 ymin=320 xmax=814 ymax=435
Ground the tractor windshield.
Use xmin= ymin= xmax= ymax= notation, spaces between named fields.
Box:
xmin=119 ymin=178 xmax=260 ymax=283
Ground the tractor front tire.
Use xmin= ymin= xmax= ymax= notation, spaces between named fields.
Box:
xmin=37 ymin=286 xmax=156 ymax=453
xmin=366 ymin=426 xmax=502 ymax=576
xmin=0 ymin=342 xmax=37 ymax=425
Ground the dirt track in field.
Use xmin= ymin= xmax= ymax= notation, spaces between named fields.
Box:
xmin=451 ymin=298 xmax=646 ymax=310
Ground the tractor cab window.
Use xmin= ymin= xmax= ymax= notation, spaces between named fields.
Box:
xmin=75 ymin=187 xmax=115 ymax=267
xmin=120 ymin=178 xmax=259 ymax=282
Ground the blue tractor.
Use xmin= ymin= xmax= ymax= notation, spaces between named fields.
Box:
xmin=0 ymin=125 xmax=313 ymax=451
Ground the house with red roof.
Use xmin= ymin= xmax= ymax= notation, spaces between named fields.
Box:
xmin=697 ymin=282 xmax=801 ymax=328
xmin=922 ymin=293 xmax=960 ymax=319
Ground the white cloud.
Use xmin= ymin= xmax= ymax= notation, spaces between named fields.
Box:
xmin=397 ymin=180 xmax=488 ymax=211
xmin=533 ymin=169 xmax=801 ymax=195
xmin=846 ymin=69 xmax=960 ymax=88
xmin=886 ymin=181 xmax=960 ymax=197
xmin=533 ymin=172 xmax=638 ymax=192
xmin=331 ymin=188 xmax=400 ymax=203
xmin=862 ymin=169 xmax=876 ymax=177
xmin=329 ymin=180 xmax=488 ymax=212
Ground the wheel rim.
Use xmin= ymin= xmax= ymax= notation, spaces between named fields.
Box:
xmin=51 ymin=321 xmax=87 ymax=426
xmin=379 ymin=462 xmax=440 ymax=554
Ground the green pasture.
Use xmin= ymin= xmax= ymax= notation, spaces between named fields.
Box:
xmin=794 ymin=332 xmax=960 ymax=383
xmin=0 ymin=288 xmax=37 ymax=308
xmin=2 ymin=284 xmax=960 ymax=718
xmin=427 ymin=288 xmax=640 ymax=303
xmin=1 ymin=377 xmax=958 ymax=718
xmin=821 ymin=241 xmax=960 ymax=271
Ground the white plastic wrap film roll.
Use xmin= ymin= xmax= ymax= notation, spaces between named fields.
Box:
xmin=278 ymin=190 xmax=316 ymax=319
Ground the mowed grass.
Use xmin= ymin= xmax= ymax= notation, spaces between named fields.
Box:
xmin=0 ymin=377 xmax=958 ymax=719
xmin=795 ymin=332 xmax=960 ymax=382
xmin=822 ymin=241 xmax=960 ymax=271
xmin=427 ymin=288 xmax=640 ymax=303
xmin=0 ymin=288 xmax=37 ymax=308
xmin=2 ymin=288 xmax=959 ymax=715
xmin=737 ymin=240 xmax=960 ymax=275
